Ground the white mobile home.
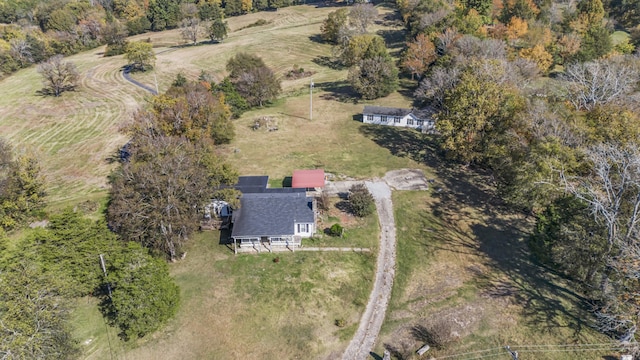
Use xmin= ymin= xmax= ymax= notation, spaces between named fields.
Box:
xmin=362 ymin=106 xmax=435 ymax=132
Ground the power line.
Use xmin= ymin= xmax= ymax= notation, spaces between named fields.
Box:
xmin=432 ymin=342 xmax=626 ymax=360
xmin=511 ymin=342 xmax=622 ymax=348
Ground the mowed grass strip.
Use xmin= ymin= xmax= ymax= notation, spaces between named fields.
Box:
xmin=377 ymin=190 xmax=616 ymax=360
xmin=0 ymin=47 xmax=145 ymax=207
xmin=73 ymin=231 xmax=376 ymax=360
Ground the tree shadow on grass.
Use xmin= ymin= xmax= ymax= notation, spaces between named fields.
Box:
xmin=316 ymin=80 xmax=360 ymax=103
xmin=335 ymin=199 xmax=352 ymax=213
xmin=360 ymin=124 xmax=597 ymax=336
xmin=472 ymin=220 xmax=593 ymax=337
xmin=308 ymin=34 xmax=325 ymax=44
xmin=359 ymin=124 xmax=434 ymax=164
xmin=312 ymin=55 xmax=346 ymax=70
xmin=377 ymin=29 xmax=406 ymax=50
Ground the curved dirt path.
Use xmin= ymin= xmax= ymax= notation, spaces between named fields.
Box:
xmin=342 ymin=180 xmax=396 ymax=360
xmin=122 ymin=66 xmax=158 ymax=95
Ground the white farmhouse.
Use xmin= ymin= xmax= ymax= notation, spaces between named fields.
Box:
xmin=362 ymin=105 xmax=435 ymax=133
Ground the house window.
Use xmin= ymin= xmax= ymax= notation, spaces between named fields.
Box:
xmin=366 ymin=114 xmax=373 ymax=122
xmin=417 ymin=120 xmax=424 ymax=126
xmin=407 ymin=119 xmax=414 ymax=125
xmin=394 ymin=116 xmax=401 ymax=123
xmin=380 ymin=115 xmax=388 ymax=123
xmin=297 ymin=223 xmax=309 ymax=233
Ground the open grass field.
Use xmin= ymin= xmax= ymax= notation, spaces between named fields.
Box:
xmin=73 ymin=231 xmax=376 ymax=360
xmin=0 ymin=48 xmax=143 ymax=207
xmin=0 ymin=3 xmax=414 ymax=208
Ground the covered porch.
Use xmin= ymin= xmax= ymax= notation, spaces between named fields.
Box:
xmin=232 ymin=235 xmax=302 ymax=254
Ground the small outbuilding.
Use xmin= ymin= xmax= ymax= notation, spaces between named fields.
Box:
xmin=292 ymin=169 xmax=325 ymax=190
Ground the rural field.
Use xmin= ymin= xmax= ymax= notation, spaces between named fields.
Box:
xmin=0 ymin=2 xmax=621 ymax=360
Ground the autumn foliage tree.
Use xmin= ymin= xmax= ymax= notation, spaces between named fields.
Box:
xmin=226 ymin=53 xmax=281 ymax=107
xmin=130 ymin=82 xmax=235 ymax=144
xmin=108 ymin=81 xmax=238 ymax=260
xmin=436 ymin=68 xmax=525 ymax=165
xmin=402 ymin=33 xmax=436 ymax=79
xmin=341 ymin=34 xmax=388 ymax=66
xmin=519 ymin=44 xmax=553 ymax=72
xmin=125 ymin=41 xmax=155 ymax=71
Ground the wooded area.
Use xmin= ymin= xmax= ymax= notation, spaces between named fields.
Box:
xmin=379 ymin=0 xmax=640 ymax=351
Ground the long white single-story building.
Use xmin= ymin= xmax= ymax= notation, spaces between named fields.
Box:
xmin=362 ymin=106 xmax=435 ymax=132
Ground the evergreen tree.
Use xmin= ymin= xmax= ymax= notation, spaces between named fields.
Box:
xmin=208 ymin=18 xmax=229 ymax=42
xmin=101 ymin=243 xmax=180 ymax=341
xmin=224 ymin=0 xmax=243 ymax=16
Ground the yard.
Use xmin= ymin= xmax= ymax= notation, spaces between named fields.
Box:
xmin=73 ymin=231 xmax=376 ymax=360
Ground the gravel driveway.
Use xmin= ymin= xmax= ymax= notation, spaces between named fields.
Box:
xmin=342 ymin=180 xmax=396 ymax=360
xmin=336 ymin=169 xmax=428 ymax=359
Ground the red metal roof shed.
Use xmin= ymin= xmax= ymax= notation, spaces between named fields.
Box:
xmin=292 ymin=169 xmax=325 ymax=188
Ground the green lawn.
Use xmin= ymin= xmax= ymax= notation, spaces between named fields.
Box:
xmin=73 ymin=231 xmax=375 ymax=359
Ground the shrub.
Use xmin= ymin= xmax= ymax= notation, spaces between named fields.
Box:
xmin=105 ymin=42 xmax=127 ymax=57
xmin=335 ymin=318 xmax=346 ymax=327
xmin=348 ymin=184 xmax=375 ymax=217
xmin=412 ymin=321 xmax=457 ymax=350
xmin=172 ymin=73 xmax=187 ymax=87
xmin=329 ymin=223 xmax=344 ymax=237
xmin=317 ymin=191 xmax=330 ymax=211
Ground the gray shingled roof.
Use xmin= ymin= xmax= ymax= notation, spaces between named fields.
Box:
xmin=410 ymin=107 xmax=435 ymax=120
xmin=219 ymin=175 xmax=305 ymax=194
xmin=231 ymin=192 xmax=314 ymax=238
xmin=234 ymin=176 xmax=269 ymax=193
xmin=363 ymin=105 xmax=412 ymax=117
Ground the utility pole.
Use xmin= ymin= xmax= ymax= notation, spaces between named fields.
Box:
xmin=504 ymin=346 xmax=518 ymax=360
xmin=310 ymin=79 xmax=314 ymax=121
xmin=99 ymin=254 xmax=115 ymax=360
xmin=99 ymin=254 xmax=113 ymax=298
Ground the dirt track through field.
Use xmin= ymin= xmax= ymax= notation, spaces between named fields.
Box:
xmin=342 ymin=180 xmax=396 ymax=360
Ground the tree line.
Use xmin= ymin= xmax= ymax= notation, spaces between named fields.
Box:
xmin=389 ymin=0 xmax=640 ymax=350
xmin=0 ymin=0 xmax=309 ymax=79
xmin=321 ymin=4 xmax=399 ymax=99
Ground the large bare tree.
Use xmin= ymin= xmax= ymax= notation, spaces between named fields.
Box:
xmin=562 ymin=143 xmax=640 ymax=348
xmin=348 ymin=3 xmax=377 ymax=34
xmin=37 ymin=55 xmax=79 ymax=97
xmin=180 ymin=17 xmax=201 ymax=45
xmin=562 ymin=57 xmax=640 ymax=111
